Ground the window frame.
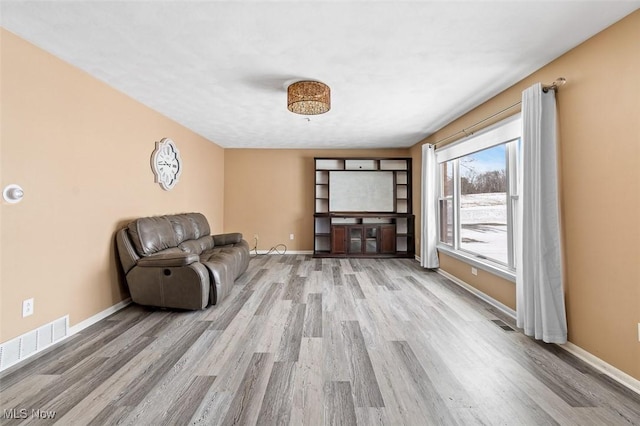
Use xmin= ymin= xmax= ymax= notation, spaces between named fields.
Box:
xmin=435 ymin=115 xmax=521 ymax=281
xmin=437 ymin=161 xmax=455 ymax=247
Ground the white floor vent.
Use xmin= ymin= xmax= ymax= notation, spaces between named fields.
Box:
xmin=0 ymin=316 xmax=69 ymax=372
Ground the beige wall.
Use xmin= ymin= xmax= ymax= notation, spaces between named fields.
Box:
xmin=439 ymin=254 xmax=516 ymax=311
xmin=412 ymin=11 xmax=640 ymax=379
xmin=0 ymin=30 xmax=225 ymax=342
xmin=224 ymin=149 xmax=409 ymax=252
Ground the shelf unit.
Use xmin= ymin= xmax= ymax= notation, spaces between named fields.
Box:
xmin=313 ymin=157 xmax=414 ymax=258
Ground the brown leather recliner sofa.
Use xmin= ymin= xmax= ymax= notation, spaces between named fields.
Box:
xmin=116 ymin=213 xmax=250 ymax=310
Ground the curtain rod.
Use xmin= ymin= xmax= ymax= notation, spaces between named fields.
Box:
xmin=432 ymin=77 xmax=566 ymax=148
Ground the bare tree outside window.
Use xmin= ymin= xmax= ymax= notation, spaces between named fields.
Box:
xmin=458 ymin=145 xmax=508 ymax=264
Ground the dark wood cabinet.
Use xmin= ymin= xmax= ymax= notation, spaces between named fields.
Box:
xmin=349 ymin=226 xmax=364 ymax=253
xmin=331 ymin=225 xmax=396 ymax=255
xmin=313 ymin=157 xmax=414 ymax=258
xmin=380 ymin=224 xmax=396 ymax=254
xmin=325 ymin=220 xmax=410 ymax=258
xmin=331 ymin=226 xmax=347 ymax=254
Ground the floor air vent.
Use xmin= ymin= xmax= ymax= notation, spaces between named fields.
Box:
xmin=0 ymin=316 xmax=69 ymax=371
xmin=491 ymin=319 xmax=515 ymax=331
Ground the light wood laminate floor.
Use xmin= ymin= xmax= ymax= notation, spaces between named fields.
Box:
xmin=1 ymin=255 xmax=638 ymax=425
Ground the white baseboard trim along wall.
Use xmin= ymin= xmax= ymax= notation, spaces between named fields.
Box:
xmin=433 ymin=266 xmax=640 ymax=396
xmin=559 ymin=341 xmax=640 ymax=395
xmin=253 ymin=250 xmax=313 ymax=255
xmin=68 ymin=298 xmax=132 ymax=335
xmin=436 ymin=268 xmax=517 ymax=318
xmin=0 ymin=298 xmax=131 ymax=372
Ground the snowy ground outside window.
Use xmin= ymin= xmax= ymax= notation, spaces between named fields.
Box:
xmin=459 ymin=192 xmax=508 ymax=264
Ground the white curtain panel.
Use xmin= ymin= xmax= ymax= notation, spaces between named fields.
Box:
xmin=420 ymin=144 xmax=439 ymax=268
xmin=516 ymin=83 xmax=567 ymax=343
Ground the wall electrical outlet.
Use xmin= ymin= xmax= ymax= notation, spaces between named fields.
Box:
xmin=22 ymin=298 xmax=34 ymax=317
xmin=471 ymin=267 xmax=478 ymax=276
xmin=289 ymin=233 xmax=294 ymax=240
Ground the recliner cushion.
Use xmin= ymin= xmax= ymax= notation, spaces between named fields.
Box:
xmin=127 ymin=216 xmax=178 ymax=257
xmin=213 ymin=232 xmax=243 ymax=246
xmin=179 ymin=235 xmax=214 ymax=255
xmin=201 ymin=246 xmax=243 ymax=280
xmin=169 ymin=213 xmax=210 ymax=243
xmin=189 ymin=213 xmax=211 ymax=237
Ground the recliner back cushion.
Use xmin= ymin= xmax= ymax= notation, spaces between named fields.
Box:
xmin=189 ymin=213 xmax=210 ymax=237
xmin=169 ymin=213 xmax=210 ymax=244
xmin=127 ymin=216 xmax=178 ymax=257
xmin=179 ymin=236 xmax=214 ymax=255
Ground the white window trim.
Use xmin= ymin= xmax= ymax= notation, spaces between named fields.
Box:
xmin=435 ymin=114 xmax=521 ymax=281
xmin=436 ymin=244 xmax=516 ymax=282
xmin=436 ymin=114 xmax=521 ymax=164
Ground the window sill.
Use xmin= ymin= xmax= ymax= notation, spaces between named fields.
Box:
xmin=436 ymin=245 xmax=516 ymax=283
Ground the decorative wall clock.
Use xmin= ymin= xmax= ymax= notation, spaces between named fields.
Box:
xmin=151 ymin=138 xmax=182 ymax=190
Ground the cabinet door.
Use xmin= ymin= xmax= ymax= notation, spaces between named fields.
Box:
xmin=348 ymin=226 xmax=363 ymax=253
xmin=380 ymin=225 xmax=396 ymax=254
xmin=331 ymin=226 xmax=347 ymax=254
xmin=364 ymin=226 xmax=378 ymax=254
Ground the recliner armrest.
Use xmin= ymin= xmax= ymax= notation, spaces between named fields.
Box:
xmin=137 ymin=252 xmax=199 ymax=267
xmin=213 ymin=232 xmax=243 ymax=246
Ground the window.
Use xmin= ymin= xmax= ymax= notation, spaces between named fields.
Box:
xmin=436 ymin=115 xmax=520 ymax=274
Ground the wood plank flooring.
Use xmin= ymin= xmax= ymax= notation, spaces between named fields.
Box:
xmin=1 ymin=255 xmax=639 ymax=425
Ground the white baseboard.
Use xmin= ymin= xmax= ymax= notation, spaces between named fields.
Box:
xmin=68 ymin=298 xmax=132 ymax=335
xmin=436 ymin=268 xmax=517 ymax=318
xmin=0 ymin=298 xmax=131 ymax=372
xmin=435 ymin=268 xmax=639 ymax=396
xmin=253 ymin=250 xmax=313 ymax=255
xmin=559 ymin=342 xmax=640 ymax=395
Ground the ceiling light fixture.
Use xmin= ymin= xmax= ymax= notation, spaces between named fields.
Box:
xmin=287 ymin=81 xmax=330 ymax=115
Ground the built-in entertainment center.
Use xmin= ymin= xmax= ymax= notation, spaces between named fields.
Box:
xmin=313 ymin=157 xmax=415 ymax=258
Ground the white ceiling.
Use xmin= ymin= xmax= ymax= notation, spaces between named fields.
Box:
xmin=1 ymin=1 xmax=638 ymax=149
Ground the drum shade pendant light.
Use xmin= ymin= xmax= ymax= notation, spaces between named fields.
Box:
xmin=287 ymin=81 xmax=330 ymax=115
